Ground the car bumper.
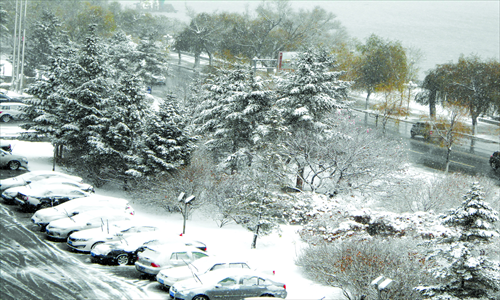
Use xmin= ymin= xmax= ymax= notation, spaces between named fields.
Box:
xmin=1 ymin=193 xmax=16 ymax=204
xmin=67 ymin=240 xmax=90 ymax=252
xmin=135 ymin=262 xmax=160 ymax=275
xmin=46 ymin=228 xmax=69 ymax=240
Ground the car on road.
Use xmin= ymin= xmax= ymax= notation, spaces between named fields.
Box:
xmin=410 ymin=122 xmax=446 ymax=140
xmin=156 ymin=256 xmax=251 ymax=290
xmin=2 ymin=178 xmax=94 ymax=204
xmin=135 ymin=245 xmax=208 ymax=276
xmin=45 ymin=210 xmax=135 ymax=241
xmin=0 ymin=170 xmax=83 ymax=191
xmin=0 ymin=148 xmax=28 ymax=170
xmin=0 ymin=102 xmax=28 ymax=122
xmin=67 ymin=223 xmax=158 ymax=252
xmin=14 ymin=184 xmax=93 ymax=211
xmin=490 ymin=151 xmax=500 ymax=172
xmin=169 ymin=269 xmax=287 ymax=300
xmin=0 ymin=93 xmax=24 ymax=104
xmin=31 ymin=195 xmax=134 ymax=231
xmin=90 ymin=232 xmax=206 ymax=266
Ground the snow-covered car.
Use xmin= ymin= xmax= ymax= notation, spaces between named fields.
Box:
xmin=2 ymin=178 xmax=94 ymax=204
xmin=31 ymin=195 xmax=134 ymax=231
xmin=90 ymin=232 xmax=206 ymax=266
xmin=0 ymin=170 xmax=83 ymax=192
xmin=156 ymin=256 xmax=251 ymax=290
xmin=14 ymin=184 xmax=93 ymax=211
xmin=0 ymin=102 xmax=28 ymax=122
xmin=0 ymin=148 xmax=28 ymax=170
xmin=45 ymin=210 xmax=135 ymax=241
xmin=135 ymin=245 xmax=208 ymax=276
xmin=67 ymin=223 xmax=158 ymax=252
xmin=169 ymin=269 xmax=287 ymax=300
xmin=490 ymin=151 xmax=500 ymax=172
xmin=0 ymin=140 xmax=12 ymax=152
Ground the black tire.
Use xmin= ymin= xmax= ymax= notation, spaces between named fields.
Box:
xmin=8 ymin=160 xmax=21 ymax=170
xmin=192 ymin=295 xmax=209 ymax=300
xmin=116 ymin=254 xmax=129 ymax=266
xmin=91 ymin=241 xmax=104 ymax=250
xmin=491 ymin=161 xmax=498 ymax=170
xmin=1 ymin=114 xmax=11 ymax=122
xmin=260 ymin=295 xmax=275 ymax=298
xmin=410 ymin=132 xmax=415 ymax=138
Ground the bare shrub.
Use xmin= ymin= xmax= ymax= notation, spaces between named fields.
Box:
xmin=296 ymin=238 xmax=437 ymax=300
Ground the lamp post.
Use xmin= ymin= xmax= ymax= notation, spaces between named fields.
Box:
xmin=178 ymin=192 xmax=195 ymax=234
xmin=371 ymin=275 xmax=394 ymax=300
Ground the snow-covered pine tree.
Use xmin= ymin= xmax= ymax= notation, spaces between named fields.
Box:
xmin=133 ymin=32 xmax=169 ymax=87
xmin=135 ymin=95 xmax=195 ymax=176
xmin=194 ymin=67 xmax=275 ymax=171
xmin=275 ymin=47 xmax=351 ymax=133
xmin=415 ymin=182 xmax=500 ymax=300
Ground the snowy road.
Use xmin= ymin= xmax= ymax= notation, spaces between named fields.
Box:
xmin=0 ymin=201 xmax=163 ymax=300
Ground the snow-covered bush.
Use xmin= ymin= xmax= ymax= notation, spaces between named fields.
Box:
xmin=415 ymin=182 xmax=500 ymax=300
xmin=297 ymin=238 xmax=436 ymax=300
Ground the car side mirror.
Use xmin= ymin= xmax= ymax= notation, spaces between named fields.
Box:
xmin=86 ymin=223 xmax=92 ymax=226
xmin=72 ymin=212 xmax=79 ymax=216
xmin=215 ymin=284 xmax=222 ymax=289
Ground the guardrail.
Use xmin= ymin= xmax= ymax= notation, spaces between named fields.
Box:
xmin=350 ymin=107 xmax=499 ymax=145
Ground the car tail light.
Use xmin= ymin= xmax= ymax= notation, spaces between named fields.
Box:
xmin=283 ymin=284 xmax=286 ymax=290
xmin=151 ymin=262 xmax=160 ymax=268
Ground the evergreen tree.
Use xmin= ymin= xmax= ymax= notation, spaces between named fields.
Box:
xmin=275 ymin=47 xmax=350 ymax=133
xmin=133 ymin=32 xmax=169 ymax=87
xmin=415 ymin=182 xmax=500 ymax=300
xmin=194 ymin=67 xmax=275 ymax=170
xmin=135 ymin=96 xmax=195 ymax=176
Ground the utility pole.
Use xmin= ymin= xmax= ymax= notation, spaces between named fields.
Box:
xmin=11 ymin=0 xmax=19 ymax=89
xmin=19 ymin=0 xmax=28 ymax=92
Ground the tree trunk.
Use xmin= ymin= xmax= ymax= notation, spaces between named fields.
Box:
xmin=295 ymin=166 xmax=304 ymax=190
xmin=429 ymin=90 xmax=437 ymax=119
xmin=470 ymin=114 xmax=478 ymax=152
xmin=194 ymin=52 xmax=200 ymax=69
xmin=445 ymin=147 xmax=451 ymax=173
xmin=365 ymin=89 xmax=372 ymax=125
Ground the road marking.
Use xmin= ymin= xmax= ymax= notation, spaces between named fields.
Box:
xmin=450 ymin=160 xmax=475 ymax=168
xmin=408 ymin=149 xmax=424 ymax=154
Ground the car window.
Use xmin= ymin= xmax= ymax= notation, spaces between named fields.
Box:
xmin=218 ymin=277 xmax=237 ymax=287
xmin=210 ymin=263 xmax=226 ymax=271
xmin=229 ymin=263 xmax=250 ymax=269
xmin=258 ymin=277 xmax=272 ymax=286
xmin=170 ymin=252 xmax=189 ymax=260
xmin=192 ymin=251 xmax=208 ymax=260
xmin=241 ymin=276 xmax=259 ymax=286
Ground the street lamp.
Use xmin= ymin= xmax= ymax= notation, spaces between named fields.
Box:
xmin=371 ymin=275 xmax=394 ymax=300
xmin=178 ymin=192 xmax=195 ymax=234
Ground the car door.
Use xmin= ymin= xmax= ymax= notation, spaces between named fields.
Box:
xmin=239 ymin=276 xmax=267 ymax=298
xmin=207 ymin=276 xmax=244 ymax=299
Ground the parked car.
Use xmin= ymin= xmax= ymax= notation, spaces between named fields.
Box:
xmin=157 ymin=256 xmax=251 ymax=290
xmin=0 ymin=140 xmax=12 ymax=152
xmin=0 ymin=93 xmax=24 ymax=104
xmin=67 ymin=223 xmax=158 ymax=252
xmin=0 ymin=148 xmax=28 ymax=170
xmin=0 ymin=170 xmax=83 ymax=191
xmin=135 ymin=245 xmax=208 ymax=276
xmin=14 ymin=184 xmax=93 ymax=211
xmin=169 ymin=269 xmax=287 ymax=300
xmin=490 ymin=151 xmax=500 ymax=172
xmin=2 ymin=178 xmax=94 ymax=204
xmin=410 ymin=122 xmax=446 ymax=140
xmin=0 ymin=102 xmax=28 ymax=122
xmin=31 ymin=195 xmax=134 ymax=231
xmin=90 ymin=232 xmax=205 ymax=266
xmin=45 ymin=210 xmax=135 ymax=241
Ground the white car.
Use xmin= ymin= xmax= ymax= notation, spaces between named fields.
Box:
xmin=135 ymin=245 xmax=209 ymax=276
xmin=31 ymin=195 xmax=134 ymax=230
xmin=67 ymin=223 xmax=158 ymax=252
xmin=0 ymin=170 xmax=83 ymax=191
xmin=45 ymin=210 xmax=135 ymax=241
xmin=157 ymin=256 xmax=251 ymax=290
xmin=2 ymin=178 xmax=94 ymax=204
xmin=14 ymin=184 xmax=93 ymax=211
xmin=91 ymin=233 xmax=208 ymax=266
xmin=0 ymin=148 xmax=28 ymax=170
xmin=169 ymin=269 xmax=287 ymax=300
xmin=0 ymin=102 xmax=27 ymax=122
